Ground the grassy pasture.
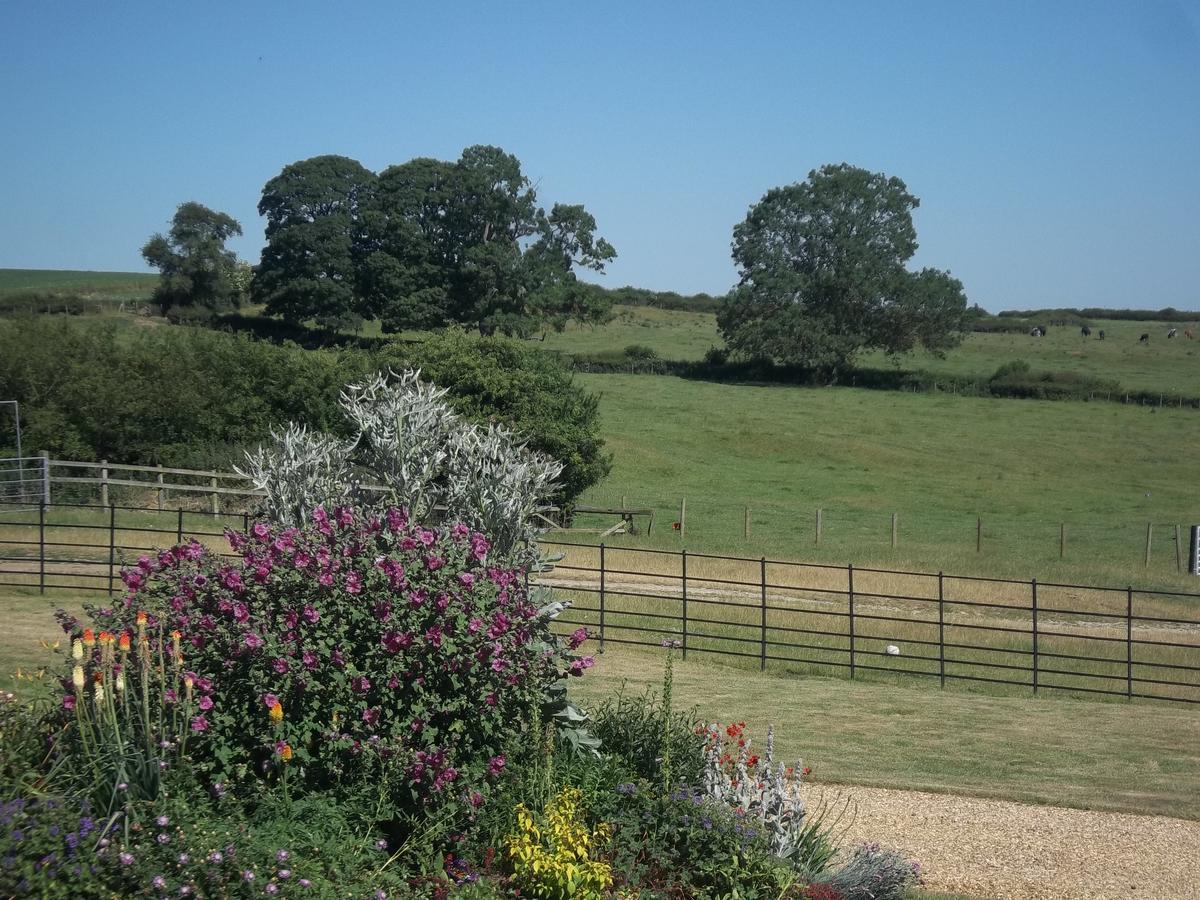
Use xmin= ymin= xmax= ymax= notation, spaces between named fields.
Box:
xmin=0 ymin=267 xmax=158 ymax=301
xmin=566 ymin=373 xmax=1200 ymax=589
xmin=521 ymin=304 xmax=1200 ymax=395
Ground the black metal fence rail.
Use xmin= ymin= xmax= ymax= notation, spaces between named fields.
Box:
xmin=3 ymin=502 xmax=1200 ymax=705
xmin=536 ymin=541 xmax=1200 ymax=705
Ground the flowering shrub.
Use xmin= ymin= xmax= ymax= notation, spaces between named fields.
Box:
xmin=0 ymin=796 xmax=109 ymax=897
xmin=702 ymin=722 xmax=833 ymax=872
xmin=69 ymin=506 xmax=591 ymax=816
xmin=505 ymin=786 xmax=612 ymax=898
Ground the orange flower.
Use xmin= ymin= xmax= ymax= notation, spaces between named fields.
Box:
xmin=118 ymin=633 xmax=131 ymax=652
xmin=136 ymin=611 xmax=148 ymax=627
xmin=269 ymin=701 xmax=284 ymax=725
xmin=98 ymin=631 xmax=115 ymax=646
xmin=82 ymin=628 xmax=95 ymax=647
xmin=278 ymin=742 xmax=293 ymax=762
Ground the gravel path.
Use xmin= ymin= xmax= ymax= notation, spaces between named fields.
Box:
xmin=808 ymin=783 xmax=1199 ymax=899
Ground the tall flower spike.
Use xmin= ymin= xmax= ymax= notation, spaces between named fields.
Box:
xmin=71 ymin=639 xmax=83 ymax=661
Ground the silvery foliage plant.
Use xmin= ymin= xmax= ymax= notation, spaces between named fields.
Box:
xmin=702 ymin=723 xmax=811 ymax=862
xmin=238 ymin=369 xmax=563 ymax=569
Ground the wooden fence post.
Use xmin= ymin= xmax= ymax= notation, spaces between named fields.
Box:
xmin=744 ymin=506 xmax=751 ymax=539
xmin=681 ymin=549 xmax=688 ymax=660
xmin=891 ymin=512 xmax=898 ymax=549
xmin=1060 ymin=523 xmax=1066 ymax=559
xmin=210 ymin=476 xmax=219 ymax=518
xmin=157 ymin=464 xmax=165 ymax=511
xmin=100 ymin=459 xmax=109 ymax=507
xmin=815 ymin=508 xmax=823 ymax=546
xmin=679 ymin=498 xmax=686 ymax=540
xmin=177 ymin=508 xmax=184 ymax=544
xmin=1175 ymin=525 xmax=1183 ymax=572
xmin=40 ymin=451 xmax=50 ymax=505
xmin=1144 ymin=523 xmax=1153 ymax=567
xmin=976 ymin=517 xmax=982 ymax=553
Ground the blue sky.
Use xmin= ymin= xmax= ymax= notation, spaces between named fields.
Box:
xmin=1 ymin=0 xmax=1197 ymax=311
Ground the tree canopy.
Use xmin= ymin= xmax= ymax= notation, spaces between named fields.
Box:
xmin=252 ymin=147 xmax=616 ymax=336
xmin=141 ymin=202 xmax=243 ymax=315
xmin=717 ymin=163 xmax=968 ymax=375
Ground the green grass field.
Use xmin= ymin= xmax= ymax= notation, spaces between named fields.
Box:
xmin=522 ymin=304 xmax=1200 ymax=396
xmin=564 ymin=373 xmax=1200 ymax=590
xmin=0 ymin=267 xmax=158 ymax=299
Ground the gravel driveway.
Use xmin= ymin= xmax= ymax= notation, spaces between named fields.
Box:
xmin=808 ymin=783 xmax=1199 ymax=899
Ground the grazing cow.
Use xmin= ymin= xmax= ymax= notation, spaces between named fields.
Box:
xmin=1081 ymin=325 xmax=1092 ymax=339
xmin=1140 ymin=333 xmax=1150 ymax=343
xmin=1168 ymin=328 xmax=1178 ymax=339
xmin=1029 ymin=327 xmax=1044 ymax=337
xmin=1185 ymin=329 xmax=1195 ymax=340
xmin=1098 ymin=329 xmax=1106 ymax=340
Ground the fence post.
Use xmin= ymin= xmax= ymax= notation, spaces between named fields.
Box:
xmin=1031 ymin=578 xmax=1039 ymax=695
xmin=976 ymin=517 xmax=982 ymax=553
xmin=107 ymin=503 xmax=116 ymax=596
xmin=1144 ymin=523 xmax=1152 ymax=567
xmin=1126 ymin=586 xmax=1134 ymax=700
xmin=38 ymin=500 xmax=46 ymax=595
xmin=177 ymin=508 xmax=184 ymax=545
xmin=1175 ymin=525 xmax=1183 ymax=572
xmin=243 ymin=511 xmax=249 ymax=534
xmin=1059 ymin=523 xmax=1066 ymax=558
xmin=759 ymin=556 xmax=767 ymax=671
xmin=681 ymin=549 xmax=688 ymax=661
xmin=815 ymin=508 xmax=823 ymax=546
xmin=891 ymin=513 xmax=898 ymax=549
xmin=40 ymin=451 xmax=50 ymax=505
xmin=598 ymin=543 xmax=606 ymax=649
xmin=210 ymin=477 xmax=219 ymax=518
xmin=157 ymin=464 xmax=165 ymax=511
xmin=100 ymin=458 xmax=109 ymax=507
xmin=848 ymin=563 xmax=855 ymax=679
xmin=679 ymin=498 xmax=686 ymax=540
xmin=744 ymin=506 xmax=751 ymax=540
xmin=937 ymin=572 xmax=945 ymax=688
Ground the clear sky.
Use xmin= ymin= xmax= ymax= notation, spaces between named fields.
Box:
xmin=1 ymin=1 xmax=1198 ymax=311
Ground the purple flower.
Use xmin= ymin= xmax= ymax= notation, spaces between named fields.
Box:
xmin=156 ymin=815 xmax=170 ymax=827
xmin=381 ymin=631 xmax=411 ymax=654
xmin=418 ymin=529 xmax=436 ymax=547
xmin=197 ymin=695 xmax=214 ymax=711
xmin=275 ymin=850 xmax=289 ymax=863
xmin=362 ymin=707 xmax=379 ymax=726
xmin=301 ymin=606 xmax=319 ymax=624
xmin=278 ymin=868 xmax=292 ymax=879
xmin=457 ymin=572 xmax=475 ymax=588
xmin=62 ymin=694 xmax=76 ymax=711
xmin=272 ymin=658 xmax=290 ymax=675
xmin=345 ymin=571 xmax=362 ymax=594
xmin=190 ymin=715 xmax=209 ymax=732
xmin=153 ymin=876 xmax=166 ymax=889
xmin=317 ymin=571 xmax=334 ymax=587
xmin=265 ymin=885 xmax=278 ymax=895
xmin=244 ymin=632 xmax=264 ymax=650
xmin=351 ymin=676 xmax=370 ymax=694
xmin=488 ymin=755 xmax=506 ymax=777
xmin=157 ymin=833 xmax=171 ymax=845
xmin=299 ymin=879 xmax=311 ymax=888
xmin=208 ymin=850 xmax=223 ymax=864
xmin=252 ymin=522 xmax=271 ymax=541
xmin=119 ymin=852 xmax=134 ymax=866
xmin=301 ymin=650 xmax=318 ymax=670
xmin=567 ymin=627 xmax=589 ymax=650
xmin=262 ymin=693 xmax=280 ymax=709
xmin=242 ymin=870 xmax=255 ymax=882
xmin=375 ymin=839 xmax=388 ymax=851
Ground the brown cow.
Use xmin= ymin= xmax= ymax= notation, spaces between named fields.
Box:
xmin=1185 ymin=329 xmax=1195 ymax=340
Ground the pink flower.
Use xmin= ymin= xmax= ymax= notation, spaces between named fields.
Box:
xmin=451 ymin=523 xmax=470 ymax=539
xmin=381 ymin=631 xmax=412 ymax=653
xmin=252 ymin=522 xmax=271 ymax=541
xmin=262 ymin=693 xmax=280 ymax=709
xmin=197 ymin=695 xmax=214 ymax=711
xmin=425 ymin=555 xmax=445 ymax=571
xmin=62 ymin=694 xmax=76 ymax=711
xmin=302 ymin=606 xmax=319 ymax=624
xmin=567 ymin=627 xmax=589 ymax=650
xmin=458 ymin=572 xmax=475 ymax=588
xmin=301 ymin=650 xmax=318 ymax=670
xmin=488 ymin=755 xmax=506 ymax=777
xmin=351 ymin=676 xmax=370 ymax=694
xmin=244 ymin=632 xmax=264 ymax=650
xmin=272 ymin=658 xmax=290 ymax=675
xmin=190 ymin=715 xmax=209 ymax=732
xmin=345 ymin=571 xmax=362 ymax=594
xmin=318 ymin=571 xmax=334 ymax=587
xmin=385 ymin=508 xmax=407 ymax=531
xmin=418 ymin=529 xmax=436 ymax=547
xmin=361 ymin=707 xmax=379 ymax=725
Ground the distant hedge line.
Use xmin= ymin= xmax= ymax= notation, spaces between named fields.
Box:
xmin=0 ymin=318 xmax=609 ymax=506
xmin=996 ymin=307 xmax=1200 ymax=323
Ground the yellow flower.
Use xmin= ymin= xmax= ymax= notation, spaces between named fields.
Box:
xmin=115 ymin=671 xmax=126 ymax=694
xmin=279 ymin=743 xmax=293 ymax=762
xmin=269 ymin=701 xmax=284 ymax=725
xmin=93 ymin=681 xmax=105 ymax=704
xmin=72 ymin=665 xmax=85 ymax=692
xmin=72 ymin=640 xmax=83 ymax=661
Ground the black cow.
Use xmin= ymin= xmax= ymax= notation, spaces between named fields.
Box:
xmin=1081 ymin=325 xmax=1091 ymax=339
xmin=1168 ymin=328 xmax=1178 ymax=339
xmin=1098 ymin=330 xmax=1106 ymax=341
xmin=1140 ymin=333 xmax=1150 ymax=344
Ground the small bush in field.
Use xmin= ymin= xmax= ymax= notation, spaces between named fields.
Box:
xmin=819 ymin=842 xmax=921 ymax=900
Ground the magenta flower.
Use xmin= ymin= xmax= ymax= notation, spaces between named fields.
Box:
xmin=190 ymin=715 xmax=209 ymax=732
xmin=272 ymin=658 xmax=290 ymax=675
xmin=351 ymin=676 xmax=370 ymax=694
xmin=252 ymin=522 xmax=271 ymax=541
xmin=362 ymin=707 xmax=379 ymax=725
xmin=567 ymin=627 xmax=589 ymax=650
xmin=345 ymin=571 xmax=362 ymax=594
xmin=381 ymin=631 xmax=412 ymax=654
xmin=197 ymin=695 xmax=214 ymax=711
xmin=425 ymin=554 xmax=445 ymax=571
xmin=62 ymin=694 xmax=76 ymax=711
xmin=488 ymin=755 xmax=506 ymax=777
xmin=301 ymin=650 xmax=318 ymax=670
xmin=244 ymin=633 xmax=264 ymax=650
xmin=458 ymin=572 xmax=475 ymax=588
xmin=262 ymin=693 xmax=280 ymax=709
xmin=301 ymin=606 xmax=319 ymax=624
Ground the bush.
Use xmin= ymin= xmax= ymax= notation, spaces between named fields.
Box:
xmin=70 ymin=507 xmax=593 ymax=821
xmin=622 ymin=344 xmax=659 ymax=361
xmin=589 ymin=687 xmax=707 ymax=787
xmin=817 ymin=842 xmax=921 ymax=900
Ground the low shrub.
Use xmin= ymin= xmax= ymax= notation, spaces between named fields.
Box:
xmin=816 ymin=842 xmax=922 ymax=900
xmin=589 ymin=687 xmax=707 ymax=787
xmin=69 ymin=507 xmax=592 ymax=824
xmin=622 ymin=344 xmax=659 ymax=361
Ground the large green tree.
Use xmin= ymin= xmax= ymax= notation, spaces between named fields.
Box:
xmin=717 ymin=164 xmax=968 ymax=375
xmin=141 ymin=202 xmax=243 ymax=314
xmin=257 ymin=146 xmax=615 ymax=335
xmin=252 ymin=155 xmax=377 ymax=330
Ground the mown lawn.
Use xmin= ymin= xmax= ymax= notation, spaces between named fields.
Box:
xmin=573 ymin=644 xmax=1200 ymax=821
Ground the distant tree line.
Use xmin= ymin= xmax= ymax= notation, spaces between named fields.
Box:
xmin=996 ymin=307 xmax=1199 ymax=323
